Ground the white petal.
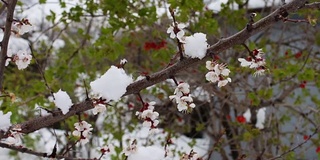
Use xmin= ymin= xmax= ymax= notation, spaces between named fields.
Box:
xmin=169 ymin=32 xmax=176 ymax=39
xmin=176 ymin=30 xmax=185 ymax=40
xmin=206 ymin=61 xmax=214 ymax=70
xmin=238 ymin=58 xmax=252 ymax=67
xmin=166 ymin=26 xmax=174 ymax=33
xmin=221 ymin=68 xmax=230 ymax=76
xmin=177 ymin=23 xmax=186 ymax=29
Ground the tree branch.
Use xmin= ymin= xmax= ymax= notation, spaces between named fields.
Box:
xmin=0 ymin=99 xmax=94 ymax=139
xmin=0 ymin=0 xmax=308 ymax=144
xmin=304 ymin=2 xmax=320 ymax=9
xmin=0 ymin=0 xmax=17 ymax=91
xmin=0 ymin=142 xmax=93 ymax=160
xmin=123 ymin=0 xmax=307 ymax=96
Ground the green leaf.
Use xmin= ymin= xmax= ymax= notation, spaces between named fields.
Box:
xmin=248 ymin=92 xmax=260 ymax=106
xmin=39 ymin=0 xmax=46 ymax=4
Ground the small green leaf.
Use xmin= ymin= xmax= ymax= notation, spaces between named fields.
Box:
xmin=39 ymin=0 xmax=46 ymax=4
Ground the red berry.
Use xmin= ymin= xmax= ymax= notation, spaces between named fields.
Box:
xmin=295 ymin=52 xmax=302 ymax=58
xmin=316 ymin=146 xmax=320 ymax=153
xmin=299 ymin=83 xmax=306 ymax=88
xmin=214 ymin=55 xmax=220 ymax=60
xmin=303 ymin=135 xmax=309 ymax=140
xmin=236 ymin=115 xmax=246 ymax=123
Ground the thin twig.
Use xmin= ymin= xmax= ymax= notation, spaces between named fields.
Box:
xmin=303 ymin=2 xmax=320 ymax=9
xmin=268 ymin=126 xmax=319 ymax=160
xmin=29 ymin=44 xmax=55 ymax=98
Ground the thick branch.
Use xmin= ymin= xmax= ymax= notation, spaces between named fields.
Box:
xmin=123 ymin=0 xmax=307 ymax=96
xmin=0 ymin=0 xmax=17 ymax=91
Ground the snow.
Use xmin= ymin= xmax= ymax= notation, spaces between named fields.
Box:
xmin=243 ymin=108 xmax=251 ymax=123
xmin=53 ymin=89 xmax=73 ymax=114
xmin=243 ymin=108 xmax=266 ymax=129
xmin=0 ymin=111 xmax=12 ymax=130
xmin=206 ymin=0 xmax=285 ymax=12
xmin=256 ymin=107 xmax=266 ymax=129
xmin=90 ymin=66 xmax=133 ymax=101
xmin=127 ymin=146 xmax=166 ymax=160
xmin=184 ymin=33 xmax=208 ymax=59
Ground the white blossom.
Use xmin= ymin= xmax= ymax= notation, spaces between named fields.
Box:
xmin=205 ymin=71 xmax=219 ymax=83
xmin=177 ymin=96 xmax=196 ymax=112
xmin=72 ymin=121 xmax=93 ymax=145
xmin=136 ymin=101 xmax=160 ymax=131
xmin=92 ymin=104 xmax=106 ymax=115
xmin=217 ymin=78 xmax=231 ymax=88
xmin=205 ymin=61 xmax=231 ymax=87
xmin=101 ymin=144 xmax=114 ymax=154
xmin=167 ymin=23 xmax=186 ymax=42
xmin=174 ymin=82 xmax=190 ymax=96
xmin=206 ymin=61 xmax=215 ymax=70
xmin=238 ymin=49 xmax=267 ymax=76
xmin=238 ymin=58 xmax=252 ymax=67
xmin=120 ymin=59 xmax=127 ymax=65
xmin=15 ymin=50 xmax=32 ymax=70
xmin=253 ymin=68 xmax=266 ymax=77
xmin=123 ymin=141 xmax=138 ymax=156
xmin=170 ymin=82 xmax=196 ymax=112
xmin=12 ymin=19 xmax=33 ymax=35
xmin=3 ymin=126 xmax=22 ymax=146
xmin=5 ymin=50 xmax=32 ymax=70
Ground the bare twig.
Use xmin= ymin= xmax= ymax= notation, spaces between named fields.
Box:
xmin=0 ymin=142 xmax=91 ymax=160
xmin=268 ymin=126 xmax=319 ymax=160
xmin=29 ymin=44 xmax=55 ymax=98
xmin=303 ymin=2 xmax=320 ymax=9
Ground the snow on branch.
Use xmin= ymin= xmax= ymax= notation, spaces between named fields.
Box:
xmin=124 ymin=0 xmax=308 ymax=96
xmin=0 ymin=100 xmax=94 ymax=139
xmin=0 ymin=0 xmax=308 ymax=144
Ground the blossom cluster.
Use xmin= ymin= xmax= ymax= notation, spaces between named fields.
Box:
xmin=169 ymin=82 xmax=196 ymax=112
xmin=167 ymin=23 xmax=186 ymax=43
xmin=123 ymin=140 xmax=138 ymax=156
xmin=238 ymin=49 xmax=267 ymax=76
xmin=72 ymin=121 xmax=93 ymax=145
xmin=6 ymin=50 xmax=32 ymax=70
xmin=205 ymin=61 xmax=231 ymax=87
xmin=136 ymin=101 xmax=159 ymax=133
xmin=100 ymin=144 xmax=114 ymax=153
xmin=3 ymin=126 xmax=23 ymax=146
xmin=180 ymin=150 xmax=200 ymax=160
xmin=12 ymin=18 xmax=33 ymax=35
xmin=100 ymin=144 xmax=114 ymax=157
xmin=92 ymin=98 xmax=107 ymax=115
